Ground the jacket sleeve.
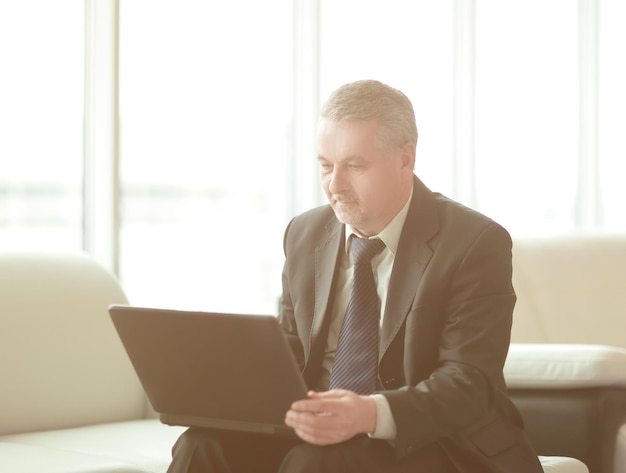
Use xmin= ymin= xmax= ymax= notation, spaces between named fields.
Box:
xmin=381 ymin=222 xmax=517 ymax=458
xmin=276 ymin=217 xmax=306 ymax=371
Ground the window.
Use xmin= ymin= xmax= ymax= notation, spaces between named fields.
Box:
xmin=598 ymin=0 xmax=626 ymax=230
xmin=2 ymin=1 xmax=624 ymax=305
xmin=0 ymin=1 xmax=84 ymax=250
xmin=118 ymin=1 xmax=293 ymax=312
xmin=474 ymin=0 xmax=579 ymax=235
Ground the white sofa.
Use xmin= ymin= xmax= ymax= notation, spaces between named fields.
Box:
xmin=506 ymin=236 xmax=626 ymax=473
xmin=0 ymin=252 xmax=185 ymax=473
xmin=510 ymin=235 xmax=626 ymax=349
xmin=0 ymin=248 xmax=600 ymax=473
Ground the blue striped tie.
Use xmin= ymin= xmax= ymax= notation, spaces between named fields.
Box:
xmin=329 ymin=236 xmax=385 ymax=395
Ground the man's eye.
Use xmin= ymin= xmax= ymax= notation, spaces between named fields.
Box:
xmin=320 ymin=163 xmax=333 ymax=173
xmin=348 ymin=164 xmax=363 ymax=171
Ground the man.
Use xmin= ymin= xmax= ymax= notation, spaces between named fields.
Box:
xmin=167 ymin=80 xmax=542 ymax=473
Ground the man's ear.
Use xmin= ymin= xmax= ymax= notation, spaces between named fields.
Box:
xmin=400 ymin=142 xmax=416 ymax=172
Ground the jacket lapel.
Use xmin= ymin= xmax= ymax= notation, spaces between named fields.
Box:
xmin=380 ymin=177 xmax=439 ymax=359
xmin=307 ymin=217 xmax=344 ymax=360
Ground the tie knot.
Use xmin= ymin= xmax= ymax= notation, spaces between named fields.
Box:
xmin=350 ymin=236 xmax=385 ymax=265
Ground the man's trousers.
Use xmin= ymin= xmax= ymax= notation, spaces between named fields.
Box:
xmin=166 ymin=428 xmax=456 ymax=473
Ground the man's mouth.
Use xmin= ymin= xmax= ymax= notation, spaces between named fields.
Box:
xmin=333 ymin=195 xmax=357 ymax=205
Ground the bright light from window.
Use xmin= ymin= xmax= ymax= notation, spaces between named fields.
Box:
xmin=598 ymin=0 xmax=626 ymax=230
xmin=475 ymin=0 xmax=579 ymax=235
xmin=0 ymin=1 xmax=84 ymax=250
xmin=119 ymin=0 xmax=293 ymax=313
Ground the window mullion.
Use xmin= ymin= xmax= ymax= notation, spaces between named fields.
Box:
xmin=452 ymin=0 xmax=476 ymax=207
xmin=291 ymin=0 xmax=323 ymax=217
xmin=576 ymin=0 xmax=600 ymax=229
xmin=83 ymin=0 xmax=120 ymax=274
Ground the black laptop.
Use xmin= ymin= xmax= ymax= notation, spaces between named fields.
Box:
xmin=109 ymin=305 xmax=308 ymax=436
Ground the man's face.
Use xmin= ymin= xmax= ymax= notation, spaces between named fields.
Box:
xmin=317 ymin=118 xmax=415 ymax=237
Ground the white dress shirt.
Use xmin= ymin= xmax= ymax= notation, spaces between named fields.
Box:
xmin=320 ymin=187 xmax=413 ymax=440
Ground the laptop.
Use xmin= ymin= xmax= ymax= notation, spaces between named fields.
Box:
xmin=109 ymin=304 xmax=308 ymax=437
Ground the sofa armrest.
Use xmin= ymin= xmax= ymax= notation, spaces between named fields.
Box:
xmin=505 ymin=344 xmax=626 ymax=473
xmin=0 ymin=252 xmax=145 ymax=436
xmin=505 ymin=344 xmax=626 ymax=389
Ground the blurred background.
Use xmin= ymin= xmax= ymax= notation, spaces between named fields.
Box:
xmin=1 ymin=0 xmax=624 ymax=314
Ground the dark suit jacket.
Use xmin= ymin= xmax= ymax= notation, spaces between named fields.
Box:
xmin=278 ymin=175 xmax=542 ymax=473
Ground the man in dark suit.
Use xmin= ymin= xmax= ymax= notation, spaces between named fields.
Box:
xmin=167 ymin=80 xmax=542 ymax=473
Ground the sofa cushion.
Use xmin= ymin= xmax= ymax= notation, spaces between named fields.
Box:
xmin=539 ymin=456 xmax=589 ymax=473
xmin=505 ymin=344 xmax=626 ymax=389
xmin=511 ymin=236 xmax=626 ymax=350
xmin=1 ymin=420 xmax=590 ymax=473
xmin=0 ymin=442 xmax=147 ymax=473
xmin=0 ymin=419 xmax=186 ymax=473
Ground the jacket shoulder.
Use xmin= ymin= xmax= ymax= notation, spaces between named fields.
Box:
xmin=431 ymin=192 xmax=512 ymax=243
xmin=283 ymin=205 xmax=340 ymax=251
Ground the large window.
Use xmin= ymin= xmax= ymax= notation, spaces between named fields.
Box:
xmin=474 ymin=0 xmax=579 ymax=235
xmin=0 ymin=1 xmax=84 ymax=250
xmin=598 ymin=0 xmax=626 ymax=230
xmin=2 ymin=1 xmax=625 ymax=312
xmin=118 ymin=1 xmax=293 ymax=312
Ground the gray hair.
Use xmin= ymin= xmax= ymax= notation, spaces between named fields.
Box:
xmin=320 ymin=80 xmax=418 ymax=151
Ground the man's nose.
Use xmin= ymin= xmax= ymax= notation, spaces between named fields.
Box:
xmin=328 ymin=168 xmax=347 ymax=194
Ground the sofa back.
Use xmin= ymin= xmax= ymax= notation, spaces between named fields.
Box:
xmin=0 ymin=252 xmax=146 ymax=435
xmin=511 ymin=235 xmax=626 ymax=349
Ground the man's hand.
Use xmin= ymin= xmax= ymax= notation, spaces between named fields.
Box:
xmin=284 ymin=389 xmax=377 ymax=445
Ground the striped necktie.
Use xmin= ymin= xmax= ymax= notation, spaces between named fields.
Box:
xmin=329 ymin=236 xmax=385 ymax=395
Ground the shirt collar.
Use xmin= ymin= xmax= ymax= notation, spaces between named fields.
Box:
xmin=345 ymin=184 xmax=413 ymax=257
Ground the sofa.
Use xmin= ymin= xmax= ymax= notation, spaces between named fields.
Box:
xmin=3 ymin=238 xmax=621 ymax=473
xmin=0 ymin=252 xmax=186 ymax=473
xmin=506 ymin=236 xmax=626 ymax=473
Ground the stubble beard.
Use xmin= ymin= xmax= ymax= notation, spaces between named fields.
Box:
xmin=330 ymin=195 xmax=365 ymax=227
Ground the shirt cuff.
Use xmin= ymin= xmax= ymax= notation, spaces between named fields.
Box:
xmin=368 ymin=394 xmax=397 ymax=440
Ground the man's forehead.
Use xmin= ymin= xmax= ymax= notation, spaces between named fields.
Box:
xmin=318 ymin=117 xmax=379 ymax=131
